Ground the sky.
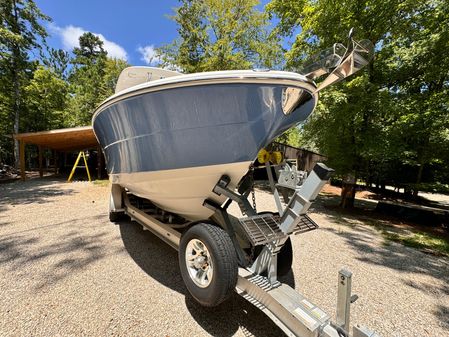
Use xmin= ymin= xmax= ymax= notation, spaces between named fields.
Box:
xmin=35 ymin=0 xmax=276 ymax=67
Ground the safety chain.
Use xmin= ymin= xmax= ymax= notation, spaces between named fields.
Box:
xmin=250 ymin=164 xmax=257 ymax=213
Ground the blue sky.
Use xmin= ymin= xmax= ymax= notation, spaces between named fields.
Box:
xmin=36 ymin=0 xmax=276 ymax=66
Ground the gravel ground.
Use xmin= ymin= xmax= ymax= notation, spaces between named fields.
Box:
xmin=0 ymin=177 xmax=448 ymax=337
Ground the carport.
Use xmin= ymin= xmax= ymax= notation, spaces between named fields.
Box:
xmin=14 ymin=126 xmax=102 ymax=181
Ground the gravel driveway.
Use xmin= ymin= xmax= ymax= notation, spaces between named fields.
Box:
xmin=0 ymin=177 xmax=448 ymax=337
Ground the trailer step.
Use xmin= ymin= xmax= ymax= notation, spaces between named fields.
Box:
xmin=238 ymin=214 xmax=318 ymax=246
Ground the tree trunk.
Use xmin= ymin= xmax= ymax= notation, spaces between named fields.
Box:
xmin=12 ymin=0 xmax=21 ymax=169
xmin=413 ymin=163 xmax=424 ymax=198
xmin=340 ymin=174 xmax=356 ymax=208
xmin=13 ymin=70 xmax=20 ymax=168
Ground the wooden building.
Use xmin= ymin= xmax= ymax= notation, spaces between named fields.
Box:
xmin=14 ymin=126 xmax=103 ymax=181
xmin=271 ymin=142 xmax=327 ymax=172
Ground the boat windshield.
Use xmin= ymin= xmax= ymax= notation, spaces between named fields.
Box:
xmin=301 ymin=39 xmax=374 ymax=81
xmin=301 ymin=43 xmax=347 ymax=79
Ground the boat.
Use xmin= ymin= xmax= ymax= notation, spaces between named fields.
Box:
xmin=93 ymin=69 xmax=318 ymax=220
xmin=92 ymin=36 xmax=373 ymax=222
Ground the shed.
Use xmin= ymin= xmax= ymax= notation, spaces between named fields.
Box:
xmin=14 ymin=126 xmax=101 ymax=181
xmin=272 ymin=142 xmax=327 ymax=172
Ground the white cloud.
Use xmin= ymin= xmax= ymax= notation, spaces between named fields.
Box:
xmin=50 ymin=23 xmax=128 ymax=60
xmin=137 ymin=45 xmax=161 ymax=65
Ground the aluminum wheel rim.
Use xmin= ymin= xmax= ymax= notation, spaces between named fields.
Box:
xmin=185 ymin=238 xmax=213 ymax=288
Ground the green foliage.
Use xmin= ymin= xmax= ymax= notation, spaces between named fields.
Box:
xmin=0 ymin=3 xmax=129 ymax=164
xmin=0 ymin=0 xmax=50 ymax=165
xmin=382 ymin=229 xmax=449 ymax=257
xmin=65 ymin=33 xmax=129 ymax=126
xmin=24 ymin=65 xmax=68 ymax=130
xmin=72 ymin=32 xmax=107 ymax=65
xmin=268 ymin=0 xmax=449 ymax=198
xmin=275 ymin=127 xmax=303 ymax=148
xmin=159 ymin=0 xmax=282 ymax=73
xmin=41 ymin=48 xmax=70 ymax=79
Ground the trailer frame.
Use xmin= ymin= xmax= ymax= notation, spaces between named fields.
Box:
xmin=110 ymin=162 xmax=380 ymax=337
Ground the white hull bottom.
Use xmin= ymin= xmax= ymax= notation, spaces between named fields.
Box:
xmin=110 ymin=161 xmax=253 ymax=221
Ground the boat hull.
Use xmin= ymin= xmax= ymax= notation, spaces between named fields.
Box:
xmin=111 ymin=161 xmax=252 ymax=220
xmin=93 ymin=73 xmax=317 ymax=220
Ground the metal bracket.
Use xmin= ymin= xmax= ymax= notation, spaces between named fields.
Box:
xmin=203 ymin=199 xmax=249 ymax=267
xmin=264 ymin=161 xmax=284 ymax=215
xmin=248 ymin=241 xmax=284 ymax=284
xmin=353 ymin=325 xmax=382 ymax=337
xmin=277 ymin=163 xmax=307 ymax=190
xmin=213 ymin=175 xmax=256 ymax=216
xmin=279 ymin=163 xmax=334 ymax=234
xmin=109 ymin=183 xmax=125 ymax=213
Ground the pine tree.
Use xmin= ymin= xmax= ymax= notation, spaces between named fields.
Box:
xmin=0 ymin=0 xmax=49 ymax=167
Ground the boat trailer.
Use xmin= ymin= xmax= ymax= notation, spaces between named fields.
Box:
xmin=109 ymin=162 xmax=380 ymax=337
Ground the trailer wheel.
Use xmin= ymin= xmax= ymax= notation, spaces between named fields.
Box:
xmin=109 ymin=211 xmax=125 ymax=222
xmin=277 ymin=237 xmax=293 ymax=276
xmin=179 ymin=223 xmax=237 ymax=307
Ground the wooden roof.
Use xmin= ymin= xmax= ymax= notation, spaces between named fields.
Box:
xmin=14 ymin=126 xmax=99 ymax=151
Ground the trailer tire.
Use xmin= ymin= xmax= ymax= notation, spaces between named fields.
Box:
xmin=277 ymin=237 xmax=293 ymax=276
xmin=109 ymin=211 xmax=125 ymax=222
xmin=179 ymin=223 xmax=238 ymax=307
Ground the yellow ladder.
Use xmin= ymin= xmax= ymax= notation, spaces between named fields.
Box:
xmin=67 ymin=151 xmax=92 ymax=182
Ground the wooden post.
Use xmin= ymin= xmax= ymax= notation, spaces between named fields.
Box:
xmin=38 ymin=145 xmax=43 ymax=178
xmin=54 ymin=151 xmax=58 ymax=175
xmin=19 ymin=140 xmax=26 ymax=181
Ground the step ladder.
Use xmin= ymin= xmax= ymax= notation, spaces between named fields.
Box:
xmin=67 ymin=151 xmax=91 ymax=182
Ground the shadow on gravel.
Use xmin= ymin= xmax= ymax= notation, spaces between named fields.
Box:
xmin=0 ymin=206 xmax=10 ymax=227
xmin=0 ymin=176 xmax=75 ymax=205
xmin=434 ymin=304 xmax=449 ymax=329
xmin=314 ymin=194 xmax=449 ymax=324
xmin=119 ymin=220 xmax=287 ymax=337
xmin=0 ymin=214 xmax=111 ymax=290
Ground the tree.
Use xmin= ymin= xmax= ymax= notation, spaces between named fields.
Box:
xmin=72 ymin=32 xmax=107 ymax=65
xmin=159 ymin=0 xmax=282 ymax=73
xmin=379 ymin=0 xmax=449 ymax=196
xmin=41 ymin=47 xmax=70 ymax=79
xmin=24 ymin=66 xmax=68 ymax=131
xmin=0 ymin=0 xmax=50 ymax=167
xmin=66 ymin=32 xmax=129 ymax=126
xmin=268 ymin=0 xmax=449 ymax=206
xmin=276 ymin=127 xmax=304 ymax=148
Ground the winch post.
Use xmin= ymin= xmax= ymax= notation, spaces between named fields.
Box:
xmin=336 ymin=269 xmax=352 ymax=333
xmin=279 ymin=163 xmax=334 ymax=234
xmin=249 ymin=163 xmax=333 ymax=283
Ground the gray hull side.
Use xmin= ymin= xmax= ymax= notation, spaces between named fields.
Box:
xmin=93 ymin=83 xmax=315 ymax=174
